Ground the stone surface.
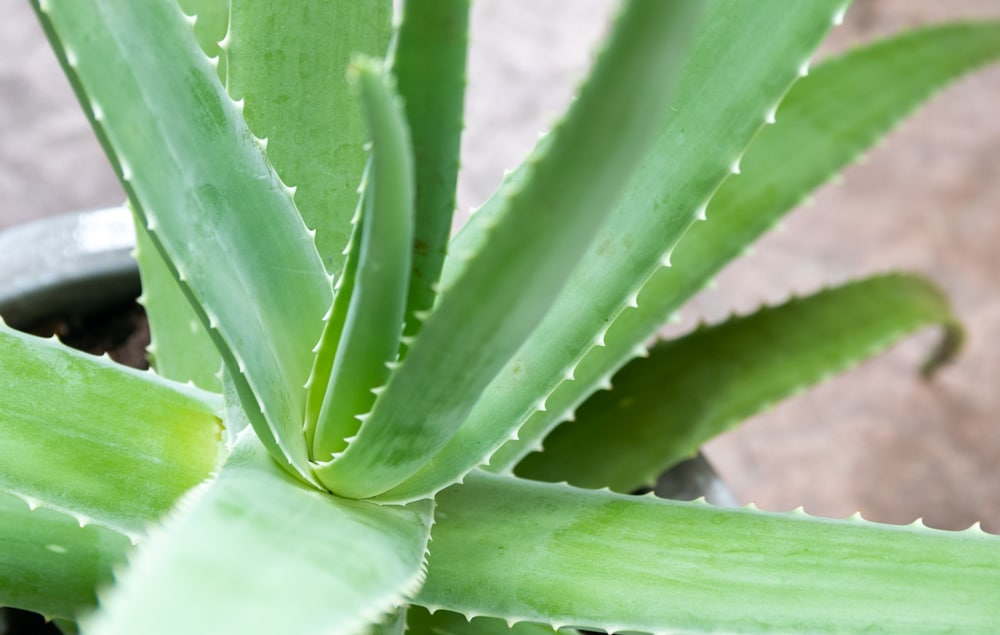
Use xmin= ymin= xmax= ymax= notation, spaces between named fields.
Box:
xmin=2 ymin=0 xmax=998 ymax=532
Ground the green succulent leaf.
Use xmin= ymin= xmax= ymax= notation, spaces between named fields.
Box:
xmin=516 ymin=273 xmax=962 ymax=492
xmin=33 ymin=0 xmax=333 ymax=483
xmin=408 ymin=0 xmax=848 ymax=494
xmin=329 ymin=0 xmax=703 ymax=501
xmin=486 ymin=14 xmax=1000 ymax=473
xmin=390 ymin=0 xmax=471 ymax=350
xmin=0 ymin=325 xmax=222 ymax=539
xmin=0 ymin=490 xmax=130 ymax=621
xmin=311 ymin=58 xmax=416 ymax=467
xmin=133 ymin=209 xmax=222 ymax=392
xmin=226 ymin=0 xmax=393 ymax=274
xmin=88 ymin=431 xmax=434 ymax=635
xmin=304 ymin=181 xmax=366 ymax=451
xmin=420 ymin=472 xmax=1000 ymax=633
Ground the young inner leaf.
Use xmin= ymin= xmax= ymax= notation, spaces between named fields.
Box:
xmin=311 ymin=58 xmax=416 ymax=464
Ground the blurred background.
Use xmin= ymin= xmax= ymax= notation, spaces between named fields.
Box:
xmin=2 ymin=0 xmax=998 ymax=531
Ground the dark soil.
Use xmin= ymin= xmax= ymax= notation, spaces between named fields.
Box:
xmin=24 ymin=301 xmax=150 ymax=370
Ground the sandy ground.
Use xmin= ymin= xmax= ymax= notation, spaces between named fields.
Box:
xmin=2 ymin=0 xmax=999 ymax=532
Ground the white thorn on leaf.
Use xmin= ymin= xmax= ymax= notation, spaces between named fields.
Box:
xmin=798 ymin=59 xmax=811 ymax=77
xmin=564 ymin=366 xmax=576 ymax=381
xmin=695 ymin=202 xmax=708 ymax=221
xmin=183 ymin=13 xmax=197 ymax=27
xmin=625 ymin=291 xmax=639 ymax=308
xmin=765 ymin=104 xmax=778 ymax=124
xmin=729 ymin=157 xmax=741 ymax=175
xmin=232 ymin=97 xmax=245 ymax=112
xmin=833 ymin=4 xmax=847 ymax=25
xmin=660 ymin=250 xmax=673 ymax=267
xmin=594 ymin=329 xmax=606 ymax=347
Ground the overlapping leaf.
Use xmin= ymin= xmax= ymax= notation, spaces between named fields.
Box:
xmin=487 ymin=18 xmax=1000 ymax=472
xmin=33 ymin=0 xmax=332 ymax=482
xmin=321 ymin=0 xmax=704 ymax=500
xmin=393 ymin=0 xmax=849 ymax=499
xmin=419 ymin=473 xmax=1000 ymax=633
xmin=88 ymin=432 xmax=433 ymax=635
xmin=516 ymin=274 xmax=962 ymax=491
xmin=0 ymin=325 xmax=222 ymax=538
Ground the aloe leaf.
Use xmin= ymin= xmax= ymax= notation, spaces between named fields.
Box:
xmin=0 ymin=490 xmax=130 ymax=621
xmin=304 ymin=182 xmax=367 ymax=450
xmin=311 ymin=59 xmax=415 ymax=464
xmin=515 ymin=274 xmax=962 ymax=492
xmin=33 ymin=0 xmax=333 ymax=482
xmin=87 ymin=430 xmax=434 ymax=635
xmin=176 ymin=0 xmax=228 ymax=82
xmin=407 ymin=606 xmax=561 ymax=635
xmin=485 ymin=15 xmax=1000 ymax=473
xmin=321 ymin=0 xmax=703 ymax=500
xmin=390 ymin=0 xmax=470 ymax=349
xmin=133 ymin=211 xmax=222 ymax=392
xmin=225 ymin=0 xmax=392 ymax=274
xmin=135 ymin=0 xmax=228 ymax=390
xmin=395 ymin=1 xmax=848 ymax=499
xmin=419 ymin=472 xmax=1000 ymax=633
xmin=0 ymin=325 xmax=222 ymax=539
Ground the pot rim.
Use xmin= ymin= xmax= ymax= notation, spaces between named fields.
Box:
xmin=0 ymin=206 xmax=139 ymax=327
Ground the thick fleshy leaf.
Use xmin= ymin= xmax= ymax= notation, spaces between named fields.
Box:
xmin=390 ymin=0 xmax=470 ymax=348
xmin=0 ymin=490 xmax=130 ymax=621
xmin=311 ymin=59 xmax=415 ymax=465
xmin=516 ymin=274 xmax=962 ymax=491
xmin=133 ymin=212 xmax=222 ymax=392
xmin=399 ymin=0 xmax=848 ymax=498
xmin=304 ymin=182 xmax=366 ymax=450
xmin=33 ymin=0 xmax=333 ymax=482
xmin=88 ymin=431 xmax=434 ymax=635
xmin=0 ymin=325 xmax=222 ymax=538
xmin=225 ymin=0 xmax=393 ymax=274
xmin=420 ymin=472 xmax=1000 ymax=633
xmin=326 ymin=0 xmax=704 ymax=500
xmin=488 ymin=18 xmax=1000 ymax=472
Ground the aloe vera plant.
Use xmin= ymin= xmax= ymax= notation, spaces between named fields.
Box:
xmin=3 ymin=0 xmax=1000 ymax=633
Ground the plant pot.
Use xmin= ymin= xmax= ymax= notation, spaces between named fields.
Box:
xmin=0 ymin=208 xmax=140 ymax=330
